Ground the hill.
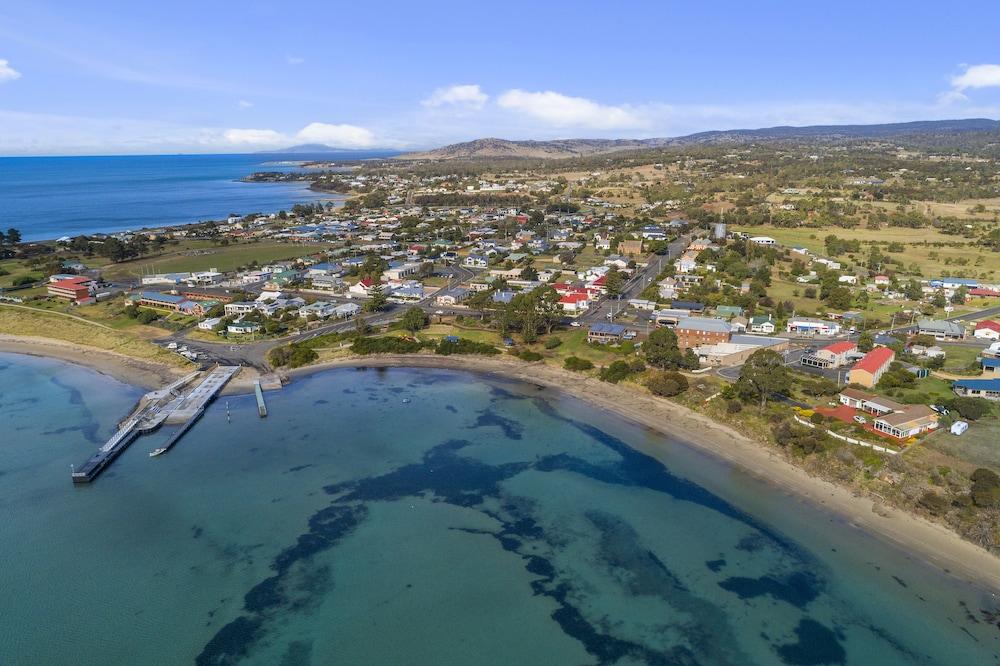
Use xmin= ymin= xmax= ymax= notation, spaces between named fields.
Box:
xmin=262 ymin=143 xmax=346 ymax=154
xmin=395 ymin=119 xmax=1000 ymax=160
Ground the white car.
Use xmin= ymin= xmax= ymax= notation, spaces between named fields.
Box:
xmin=853 ymin=415 xmax=867 ymax=424
xmin=570 ymin=321 xmax=582 ymax=327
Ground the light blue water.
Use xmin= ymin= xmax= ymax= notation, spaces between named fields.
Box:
xmin=0 ymin=152 xmax=394 ymax=241
xmin=0 ymin=353 xmax=998 ymax=665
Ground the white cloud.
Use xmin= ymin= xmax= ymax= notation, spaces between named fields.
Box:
xmin=222 ymin=128 xmax=284 ymax=145
xmin=951 ymin=64 xmax=1000 ymax=90
xmin=295 ymin=122 xmax=376 ymax=148
xmin=497 ymin=89 xmax=645 ymax=129
xmin=238 ymin=100 xmax=254 ymax=108
xmin=422 ymin=84 xmax=488 ymax=109
xmin=0 ymin=59 xmax=21 ymax=83
xmin=286 ymin=55 xmax=305 ymax=65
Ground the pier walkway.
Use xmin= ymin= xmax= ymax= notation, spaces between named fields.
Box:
xmin=254 ymin=380 xmax=267 ymax=417
xmin=72 ymin=366 xmax=239 ymax=483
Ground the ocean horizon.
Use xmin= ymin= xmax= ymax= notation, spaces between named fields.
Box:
xmin=0 ymin=151 xmax=397 ymax=241
xmin=1 ymin=352 xmax=997 ymax=664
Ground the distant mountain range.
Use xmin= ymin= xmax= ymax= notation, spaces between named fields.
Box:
xmin=395 ymin=119 xmax=1000 ymax=160
xmin=261 ymin=143 xmax=348 ymax=154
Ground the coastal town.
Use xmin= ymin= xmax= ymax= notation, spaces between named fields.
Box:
xmin=2 ymin=139 xmax=1000 ymax=547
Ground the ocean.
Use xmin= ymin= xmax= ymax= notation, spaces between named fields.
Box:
xmin=0 ymin=152 xmax=395 ymax=241
xmin=0 ymin=352 xmax=997 ymax=664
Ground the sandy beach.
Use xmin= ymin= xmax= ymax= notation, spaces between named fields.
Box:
xmin=290 ymin=353 xmax=1000 ymax=593
xmin=0 ymin=335 xmax=188 ymax=390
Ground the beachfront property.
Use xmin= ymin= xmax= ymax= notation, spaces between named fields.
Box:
xmin=587 ymin=323 xmax=628 ymax=344
xmin=801 ymin=341 xmax=857 ymax=369
xmin=47 ymin=276 xmax=96 ymax=304
xmin=952 ymin=377 xmax=1000 ymax=401
xmin=198 ymin=317 xmax=222 ymax=331
xmin=298 ymin=301 xmax=338 ymax=320
xmin=227 ymin=321 xmax=262 ymax=335
xmin=917 ymin=319 xmax=966 ymax=340
xmin=837 ymin=388 xmax=939 ymax=439
xmin=674 ymin=317 xmax=731 ymax=350
xmin=847 ymin=347 xmax=895 ymax=387
xmin=224 ymin=301 xmax=258 ymax=316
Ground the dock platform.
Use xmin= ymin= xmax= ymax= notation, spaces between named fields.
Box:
xmin=72 ymin=365 xmax=239 ymax=483
xmin=254 ymin=380 xmax=267 ymax=417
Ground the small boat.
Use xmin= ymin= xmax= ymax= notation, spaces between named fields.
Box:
xmin=402 ymin=398 xmax=411 ymax=404
xmin=149 ymin=448 xmax=167 ymax=457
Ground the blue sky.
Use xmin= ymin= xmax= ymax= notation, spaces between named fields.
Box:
xmin=1 ymin=0 xmax=999 ymax=155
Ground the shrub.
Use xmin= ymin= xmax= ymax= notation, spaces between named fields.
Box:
xmin=564 ymin=356 xmax=594 ymax=372
xmin=136 ymin=309 xmax=159 ymax=324
xmin=772 ymin=421 xmax=827 ymax=455
xmin=809 ymin=412 xmax=826 ymax=425
xmin=947 ymin=397 xmax=991 ymax=421
xmin=726 ymin=399 xmax=743 ymax=414
xmin=647 ymin=371 xmax=689 ymax=397
xmin=268 ymin=343 xmax=318 ymax=368
xmin=599 ymin=360 xmax=633 ymax=384
xmin=544 ymin=337 xmax=562 ymax=349
xmin=918 ymin=491 xmax=949 ymax=516
xmin=518 ymin=350 xmax=543 ymax=362
xmin=351 ymin=336 xmax=426 ymax=355
xmin=970 ymin=468 xmax=1000 ymax=508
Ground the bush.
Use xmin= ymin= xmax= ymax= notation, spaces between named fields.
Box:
xmin=544 ymin=337 xmax=562 ymax=349
xmin=726 ymin=399 xmax=743 ymax=414
xmin=809 ymin=412 xmax=826 ymax=425
xmin=268 ymin=343 xmax=318 ymax=368
xmin=564 ymin=356 xmax=594 ymax=372
xmin=599 ymin=360 xmax=633 ymax=384
xmin=517 ymin=350 xmax=543 ymax=362
xmin=772 ymin=421 xmax=827 ymax=455
xmin=136 ymin=309 xmax=159 ymax=324
xmin=970 ymin=468 xmax=1000 ymax=507
xmin=947 ymin=397 xmax=992 ymax=421
xmin=918 ymin=491 xmax=949 ymax=516
xmin=646 ymin=371 xmax=689 ymax=397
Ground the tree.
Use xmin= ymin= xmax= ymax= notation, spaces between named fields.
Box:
xmin=931 ymin=291 xmax=947 ymax=308
xmin=604 ymin=267 xmax=625 ymax=296
xmin=366 ymin=285 xmax=388 ymax=312
xmin=970 ymin=468 xmax=1000 ymax=508
xmin=643 ymin=328 xmax=685 ymax=369
xmin=401 ymin=306 xmax=428 ymax=333
xmin=5 ymin=228 xmax=21 ymax=245
xmin=825 ymin=286 xmax=853 ymax=310
xmin=735 ymin=349 xmax=790 ymax=408
xmin=857 ymin=331 xmax=874 ymax=352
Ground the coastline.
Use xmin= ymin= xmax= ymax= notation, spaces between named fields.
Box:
xmin=0 ymin=335 xmax=188 ymax=390
xmin=2 ymin=338 xmax=998 ymax=592
xmin=289 ymin=353 xmax=1000 ymax=593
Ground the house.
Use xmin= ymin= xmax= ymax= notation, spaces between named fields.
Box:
xmin=873 ymin=275 xmax=891 ymax=286
xmin=749 ymin=236 xmax=776 ymax=246
xmin=930 ymin=277 xmax=978 ymax=290
xmin=588 ymin=323 xmax=628 ymax=344
xmin=464 ymin=254 xmax=488 ymax=268
xmin=917 ymin=319 xmax=965 ymax=340
xmin=802 ymin=341 xmax=857 ymax=369
xmin=748 ymin=315 xmax=776 ymax=334
xmin=384 ymin=262 xmax=421 ymax=281
xmin=224 ymin=301 xmax=257 ymax=316
xmin=838 ymin=275 xmax=858 ymax=285
xmin=838 ymin=389 xmax=939 ymax=440
xmin=559 ymin=292 xmax=590 ymax=313
xmin=47 ymin=276 xmax=96 ymax=304
xmin=651 ymin=308 xmax=690 ymax=328
xmin=333 ymin=303 xmax=361 ymax=319
xmin=693 ymin=335 xmax=789 ymax=367
xmin=982 ymin=358 xmax=1000 ymax=375
xmin=628 ymin=299 xmax=657 ymax=311
xmin=848 ymin=347 xmax=895 ymax=387
xmin=671 ymin=300 xmax=705 ymax=314
xmin=715 ymin=305 xmax=744 ymax=319
xmin=298 ymin=301 xmax=338 ymax=320
xmin=312 ymin=275 xmax=344 ymax=291
xmin=974 ymin=320 xmax=1000 ymax=340
xmin=141 ymin=272 xmax=190 ymax=286
xmin=492 ymin=290 xmax=515 ymax=304
xmin=675 ymin=317 xmax=731 ymax=350
xmin=952 ymin=378 xmax=1000 ymax=401
xmin=786 ymin=317 xmax=841 ymax=336
xmin=348 ymin=278 xmax=376 ymax=297
xmin=436 ymin=288 xmax=470 ymax=306
xmin=197 ymin=317 xmax=222 ymax=331
xmin=227 ymin=321 xmax=262 ymax=335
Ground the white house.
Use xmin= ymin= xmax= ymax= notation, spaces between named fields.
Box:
xmin=198 ymin=317 xmax=222 ymax=331
xmin=348 ymin=278 xmax=377 ymax=297
xmin=749 ymin=236 xmax=776 ymax=246
xmin=224 ymin=301 xmax=257 ymax=316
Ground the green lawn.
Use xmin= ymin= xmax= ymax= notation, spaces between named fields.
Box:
xmin=101 ymin=241 xmax=334 ymax=280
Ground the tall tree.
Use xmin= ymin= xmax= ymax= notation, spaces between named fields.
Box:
xmin=5 ymin=228 xmax=20 ymax=245
xmin=366 ymin=285 xmax=388 ymax=312
xmin=735 ymin=349 xmax=790 ymax=408
xmin=643 ymin=328 xmax=685 ymax=369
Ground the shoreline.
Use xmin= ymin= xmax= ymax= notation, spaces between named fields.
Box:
xmin=289 ymin=353 xmax=1000 ymax=593
xmin=2 ymin=339 xmax=999 ymax=592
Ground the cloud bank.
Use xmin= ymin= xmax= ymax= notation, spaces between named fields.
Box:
xmin=0 ymin=59 xmax=21 ymax=82
xmin=497 ymin=89 xmax=645 ymax=130
xmin=422 ymin=84 xmax=488 ymax=109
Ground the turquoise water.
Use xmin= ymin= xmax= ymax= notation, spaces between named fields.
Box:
xmin=0 ymin=152 xmax=394 ymax=241
xmin=1 ymin=352 xmax=998 ymax=665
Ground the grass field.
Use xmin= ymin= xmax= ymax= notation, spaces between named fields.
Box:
xmin=101 ymin=240 xmax=332 ymax=280
xmin=734 ymin=224 xmax=995 ymax=280
xmin=0 ymin=305 xmax=187 ymax=366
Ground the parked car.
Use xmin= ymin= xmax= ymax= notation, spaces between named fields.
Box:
xmin=570 ymin=321 xmax=582 ymax=327
xmin=930 ymin=404 xmax=950 ymax=415
xmin=853 ymin=415 xmax=867 ymax=424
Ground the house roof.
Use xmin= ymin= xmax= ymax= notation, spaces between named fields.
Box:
xmin=560 ymin=293 xmax=589 ymax=303
xmin=981 ymin=358 xmax=1000 ymax=368
xmin=676 ymin=317 xmax=731 ymax=333
xmin=875 ymin=405 xmax=936 ymax=427
xmin=917 ymin=319 xmax=965 ymax=335
xmin=822 ymin=341 xmax=857 ymax=354
xmin=852 ymin=347 xmax=895 ymax=374
xmin=589 ymin=323 xmax=626 ymax=335
xmin=954 ymin=378 xmax=1000 ymax=390
xmin=975 ymin=320 xmax=1000 ymax=333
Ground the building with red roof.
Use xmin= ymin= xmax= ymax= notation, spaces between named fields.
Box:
xmin=47 ymin=276 xmax=95 ymax=304
xmin=801 ymin=340 xmax=857 ymax=369
xmin=559 ymin=292 xmax=590 ymax=313
xmin=974 ymin=320 xmax=1000 ymax=340
xmin=848 ymin=347 xmax=895 ymax=387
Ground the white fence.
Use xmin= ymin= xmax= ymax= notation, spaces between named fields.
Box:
xmin=792 ymin=414 xmax=899 ymax=455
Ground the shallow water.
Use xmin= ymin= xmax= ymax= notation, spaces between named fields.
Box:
xmin=1 ymin=353 xmax=998 ymax=664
